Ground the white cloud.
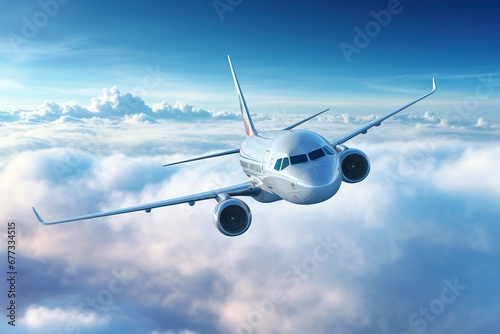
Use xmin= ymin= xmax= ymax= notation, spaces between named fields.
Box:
xmin=432 ymin=145 xmax=500 ymax=196
xmin=2 ymin=89 xmax=500 ymax=333
xmin=1 ymin=87 xmax=240 ymax=125
xmin=475 ymin=116 xmax=490 ymax=128
xmin=1 ymin=87 xmax=497 ymax=134
xmin=88 ymin=86 xmax=151 ymax=116
xmin=21 ymin=305 xmax=109 ymax=329
xmin=151 ymin=330 xmax=200 ymax=334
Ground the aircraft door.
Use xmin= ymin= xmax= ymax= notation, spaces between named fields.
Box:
xmin=263 ymin=150 xmax=274 ymax=189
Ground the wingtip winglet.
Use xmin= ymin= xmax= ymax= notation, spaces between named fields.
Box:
xmin=432 ymin=77 xmax=437 ymax=91
xmin=32 ymin=207 xmax=46 ymax=224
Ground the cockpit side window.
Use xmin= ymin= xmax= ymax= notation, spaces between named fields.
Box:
xmin=323 ymin=145 xmax=335 ymax=155
xmin=281 ymin=157 xmax=289 ymax=170
xmin=273 ymin=157 xmax=290 ymax=171
xmin=308 ymin=148 xmax=326 ymax=161
xmin=274 ymin=158 xmax=283 ymax=171
xmin=290 ymin=154 xmax=308 ymax=165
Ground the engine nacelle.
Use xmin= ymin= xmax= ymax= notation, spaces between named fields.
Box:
xmin=338 ymin=148 xmax=370 ymax=183
xmin=213 ymin=197 xmax=252 ymax=237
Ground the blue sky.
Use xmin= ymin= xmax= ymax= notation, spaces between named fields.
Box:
xmin=1 ymin=1 xmax=500 ymax=334
xmin=0 ymin=0 xmax=499 ymax=113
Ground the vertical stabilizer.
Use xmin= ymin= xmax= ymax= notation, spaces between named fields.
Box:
xmin=228 ymin=55 xmax=258 ymax=136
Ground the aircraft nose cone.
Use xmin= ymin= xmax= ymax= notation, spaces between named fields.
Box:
xmin=298 ymin=165 xmax=334 ymax=186
xmin=296 ymin=165 xmax=336 ymax=203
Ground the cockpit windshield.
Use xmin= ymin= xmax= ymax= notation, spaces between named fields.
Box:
xmin=274 ymin=145 xmax=335 ymax=171
xmin=290 ymin=154 xmax=308 ymax=165
xmin=308 ymin=148 xmax=325 ymax=161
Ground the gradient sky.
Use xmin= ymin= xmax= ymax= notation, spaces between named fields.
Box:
xmin=0 ymin=0 xmax=499 ymax=113
xmin=1 ymin=1 xmax=500 ymax=334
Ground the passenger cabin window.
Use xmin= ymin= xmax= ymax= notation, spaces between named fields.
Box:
xmin=308 ymin=148 xmax=325 ymax=161
xmin=290 ymin=154 xmax=308 ymax=165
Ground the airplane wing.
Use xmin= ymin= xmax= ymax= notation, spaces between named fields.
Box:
xmin=33 ymin=181 xmax=260 ymax=225
xmin=282 ymin=108 xmax=330 ymax=130
xmin=163 ymin=149 xmax=241 ymax=167
xmin=331 ymin=78 xmax=436 ymax=146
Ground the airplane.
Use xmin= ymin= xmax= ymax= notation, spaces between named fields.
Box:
xmin=33 ymin=55 xmax=437 ymax=236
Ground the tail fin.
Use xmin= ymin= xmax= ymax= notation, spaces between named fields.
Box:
xmin=228 ymin=55 xmax=258 ymax=136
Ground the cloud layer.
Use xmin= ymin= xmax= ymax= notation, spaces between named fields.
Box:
xmin=1 ymin=88 xmax=499 ymax=334
xmin=0 ymin=86 xmax=240 ymax=125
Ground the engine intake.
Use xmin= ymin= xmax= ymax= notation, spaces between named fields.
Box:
xmin=338 ymin=148 xmax=370 ymax=183
xmin=213 ymin=197 xmax=252 ymax=237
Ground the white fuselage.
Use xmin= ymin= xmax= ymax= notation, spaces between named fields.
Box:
xmin=239 ymin=129 xmax=342 ymax=205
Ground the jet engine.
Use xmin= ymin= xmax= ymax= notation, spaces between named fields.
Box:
xmin=213 ymin=196 xmax=252 ymax=237
xmin=338 ymin=147 xmax=370 ymax=183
